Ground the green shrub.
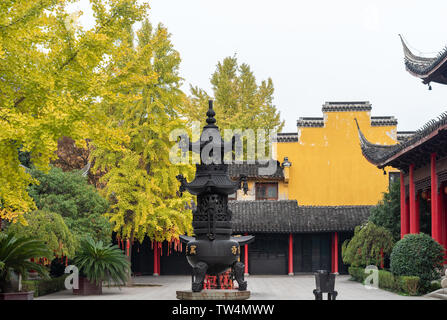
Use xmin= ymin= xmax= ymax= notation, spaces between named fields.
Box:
xmin=397 ymin=276 xmax=420 ymax=296
xmin=348 ymin=266 xmax=366 ymax=282
xmin=390 ymin=233 xmax=444 ymax=292
xmin=22 ymin=275 xmax=67 ymax=297
xmin=0 ymin=233 xmax=51 ymax=293
xmin=342 ymin=222 xmax=394 ymax=267
xmin=378 ymin=270 xmax=396 ymax=290
xmin=74 ymin=237 xmax=130 ymax=286
xmin=429 ymin=280 xmax=442 ymax=292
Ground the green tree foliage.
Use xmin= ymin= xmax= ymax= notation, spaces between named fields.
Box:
xmin=342 ymin=222 xmax=394 ymax=268
xmin=370 ymin=181 xmax=432 ymax=241
xmin=0 ymin=0 xmax=148 ymax=223
xmin=91 ymin=20 xmax=194 ymax=244
xmin=369 ymin=182 xmax=401 ymax=241
xmin=390 ymin=233 xmax=444 ymax=291
xmin=7 ymin=210 xmax=76 ymax=260
xmin=183 ymin=56 xmax=284 ymax=134
xmin=27 ymin=167 xmax=111 ymax=244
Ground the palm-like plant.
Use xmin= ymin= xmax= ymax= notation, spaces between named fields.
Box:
xmin=0 ymin=233 xmax=51 ymax=293
xmin=73 ymin=237 xmax=130 ymax=287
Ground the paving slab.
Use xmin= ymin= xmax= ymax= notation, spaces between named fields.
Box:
xmin=37 ymin=275 xmax=434 ymax=300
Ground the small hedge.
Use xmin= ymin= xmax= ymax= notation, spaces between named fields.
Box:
xmin=22 ymin=275 xmax=67 ymax=297
xmin=348 ymin=267 xmax=420 ymax=296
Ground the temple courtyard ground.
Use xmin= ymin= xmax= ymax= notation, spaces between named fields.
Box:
xmin=37 ymin=275 xmax=435 ymax=300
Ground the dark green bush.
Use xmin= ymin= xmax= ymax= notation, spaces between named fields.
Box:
xmin=390 ymin=233 xmax=444 ymax=292
xmin=22 ymin=275 xmax=67 ymax=297
xmin=429 ymin=280 xmax=442 ymax=292
xmin=348 ymin=266 xmax=367 ymax=282
xmin=378 ymin=270 xmax=396 ymax=290
xmin=349 ymin=266 xmax=423 ymax=296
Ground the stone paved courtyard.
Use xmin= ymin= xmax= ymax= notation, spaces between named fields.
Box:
xmin=37 ymin=275 xmax=435 ymax=300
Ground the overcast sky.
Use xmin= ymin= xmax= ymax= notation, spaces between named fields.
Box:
xmin=73 ymin=0 xmax=447 ymax=132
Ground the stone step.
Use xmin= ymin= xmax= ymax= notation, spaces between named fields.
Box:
xmin=425 ymin=289 xmax=447 ymax=300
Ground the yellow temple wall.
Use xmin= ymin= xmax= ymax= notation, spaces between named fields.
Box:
xmin=275 ymin=110 xmax=397 ymax=206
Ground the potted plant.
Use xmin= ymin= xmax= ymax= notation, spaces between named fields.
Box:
xmin=0 ymin=233 xmax=51 ymax=300
xmin=72 ymin=237 xmax=130 ymax=295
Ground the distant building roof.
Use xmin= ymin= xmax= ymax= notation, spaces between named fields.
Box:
xmin=228 ymin=161 xmax=284 ymax=180
xmin=229 ymin=200 xmax=371 ymax=233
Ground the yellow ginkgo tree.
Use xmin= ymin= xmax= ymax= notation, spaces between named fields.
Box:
xmin=0 ymin=0 xmax=148 ymax=223
xmin=91 ymin=20 xmax=194 ymax=249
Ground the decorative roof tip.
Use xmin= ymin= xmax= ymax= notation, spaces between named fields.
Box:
xmin=354 ymin=118 xmax=400 ymax=166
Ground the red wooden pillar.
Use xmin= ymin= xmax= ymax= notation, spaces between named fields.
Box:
xmin=158 ymin=243 xmax=161 ymax=275
xmin=331 ymin=232 xmax=339 ymax=274
xmin=244 ymin=233 xmax=249 ymax=276
xmin=431 ymin=153 xmax=441 ymax=243
xmin=400 ymin=172 xmax=409 ymax=238
xmin=440 ymin=184 xmax=447 ymax=261
xmin=244 ymin=244 xmax=249 ymax=275
xmin=153 ymin=242 xmax=159 ymax=276
xmin=415 ymin=192 xmax=421 ymax=233
xmin=409 ymin=164 xmax=419 ymax=234
xmin=288 ymin=233 xmax=294 ymax=276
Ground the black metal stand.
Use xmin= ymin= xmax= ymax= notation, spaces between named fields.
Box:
xmin=313 ymin=289 xmax=338 ymax=300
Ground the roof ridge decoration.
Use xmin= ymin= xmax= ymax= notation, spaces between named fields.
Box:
xmin=399 ymin=34 xmax=447 ymax=85
xmin=276 ymin=132 xmax=299 ymax=142
xmin=371 ymin=116 xmax=398 ymax=127
xmin=322 ymin=101 xmax=372 ymax=113
xmin=297 ymin=117 xmax=324 ymax=128
xmin=355 ymin=112 xmax=447 ymax=167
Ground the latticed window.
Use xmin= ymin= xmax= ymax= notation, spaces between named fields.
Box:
xmin=255 ymin=183 xmax=278 ymax=200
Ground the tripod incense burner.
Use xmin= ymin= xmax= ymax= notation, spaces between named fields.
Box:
xmin=177 ymin=100 xmax=254 ymax=292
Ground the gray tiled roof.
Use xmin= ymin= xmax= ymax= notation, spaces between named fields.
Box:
xmin=228 ymin=161 xmax=284 ymax=180
xmin=229 ymin=200 xmax=372 ymax=233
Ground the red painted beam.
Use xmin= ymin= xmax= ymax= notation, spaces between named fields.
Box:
xmin=400 ymin=172 xmax=409 ymax=238
xmin=288 ymin=233 xmax=294 ymax=276
xmin=431 ymin=153 xmax=441 ymax=243
xmin=409 ymin=164 xmax=419 ymax=234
